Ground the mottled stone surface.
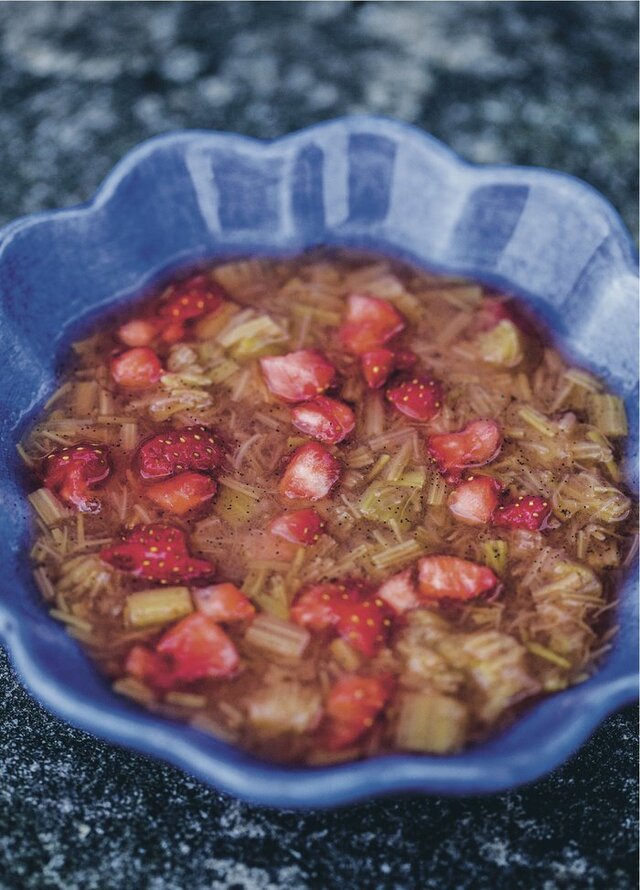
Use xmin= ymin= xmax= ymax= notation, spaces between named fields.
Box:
xmin=0 ymin=2 xmax=637 ymax=888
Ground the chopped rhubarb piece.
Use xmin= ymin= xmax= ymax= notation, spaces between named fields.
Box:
xmin=291 ymin=578 xmax=393 ymax=657
xmin=145 ymin=471 xmax=217 ymax=516
xmin=448 ymin=476 xmax=502 ymax=526
xmin=494 ymin=494 xmax=551 ymax=530
xmin=427 ymin=419 xmax=501 ymax=481
xmin=117 ymin=318 xmax=159 ymax=347
xmin=111 ymin=347 xmax=163 ymax=389
xmin=158 ymin=274 xmax=226 ymax=322
xmin=42 ymin=443 xmax=112 ymax=513
xmin=322 ymin=674 xmax=394 ymax=750
xmin=260 ymin=350 xmax=336 ymax=403
xmin=290 ymin=396 xmax=355 ymax=445
xmin=361 ymin=348 xmax=395 ymax=389
xmin=135 ymin=426 xmax=224 ymax=480
xmin=376 ymin=568 xmax=420 ymax=614
xmin=157 ymin=613 xmax=239 ymax=682
xmin=417 ymin=555 xmax=498 ymax=601
xmin=269 ymin=508 xmax=326 ymax=545
xmin=279 ymin=443 xmax=341 ymax=500
xmin=101 ymin=523 xmax=214 ymax=584
xmin=386 ymin=374 xmax=444 ymax=422
xmin=339 ymin=293 xmax=405 ymax=355
xmin=125 ymin=644 xmax=175 ymax=691
xmin=193 ymin=583 xmax=255 ymax=623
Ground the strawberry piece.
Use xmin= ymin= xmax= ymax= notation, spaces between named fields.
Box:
xmin=290 ymin=396 xmax=355 ymax=445
xmin=393 ymin=349 xmax=418 ymax=371
xmin=193 ymin=583 xmax=255 ymax=623
xmin=279 ymin=443 xmax=341 ymax=500
xmin=42 ymin=443 xmax=112 ymax=513
xmin=135 ymin=426 xmax=224 ymax=480
xmin=361 ymin=348 xmax=395 ymax=389
xmin=339 ymin=293 xmax=405 ymax=355
xmin=125 ymin=644 xmax=176 ymax=691
xmin=417 ymin=555 xmax=498 ymax=601
xmin=111 ymin=347 xmax=163 ymax=389
xmin=494 ymin=494 xmax=551 ymax=530
xmin=376 ymin=568 xmax=419 ymax=614
xmin=160 ymin=321 xmax=186 ymax=344
xmin=269 ymin=508 xmax=326 ymax=546
xmin=260 ymin=350 xmax=336 ymax=403
xmin=101 ymin=523 xmax=214 ymax=584
xmin=145 ymin=471 xmax=217 ymax=516
xmin=156 ymin=613 xmax=239 ymax=682
xmin=386 ymin=374 xmax=444 ymax=422
xmin=117 ymin=318 xmax=160 ymax=347
xmin=290 ymin=582 xmax=342 ymax=631
xmin=427 ymin=419 xmax=502 ymax=482
xmin=158 ymin=274 xmax=226 ymax=323
xmin=291 ymin=578 xmax=393 ymax=657
xmin=322 ymin=674 xmax=394 ymax=750
xmin=448 ymin=476 xmax=502 ymax=526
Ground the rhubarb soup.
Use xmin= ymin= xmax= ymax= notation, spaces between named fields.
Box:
xmin=21 ymin=252 xmax=636 ymax=764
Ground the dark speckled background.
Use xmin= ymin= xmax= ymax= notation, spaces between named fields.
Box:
xmin=0 ymin=2 xmax=637 ymax=888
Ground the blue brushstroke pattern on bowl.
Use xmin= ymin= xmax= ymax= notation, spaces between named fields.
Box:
xmin=0 ymin=117 xmax=637 ymax=808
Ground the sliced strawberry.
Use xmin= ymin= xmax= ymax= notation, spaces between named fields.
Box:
xmin=101 ymin=523 xmax=214 ymax=584
xmin=135 ymin=426 xmax=224 ymax=480
xmin=111 ymin=347 xmax=163 ymax=389
xmin=159 ymin=321 xmax=186 ymax=344
xmin=290 ymin=582 xmax=342 ymax=631
xmin=339 ymin=293 xmax=405 ymax=355
xmin=494 ymin=494 xmax=551 ymax=530
xmin=193 ymin=583 xmax=255 ymax=623
xmin=156 ymin=613 xmax=239 ymax=682
xmin=158 ymin=274 xmax=226 ymax=323
xmin=117 ymin=318 xmax=160 ymax=347
xmin=386 ymin=374 xmax=444 ymax=422
xmin=145 ymin=471 xmax=217 ymax=516
xmin=260 ymin=350 xmax=336 ymax=403
xmin=291 ymin=578 xmax=393 ymax=657
xmin=376 ymin=568 xmax=419 ymax=614
xmin=322 ymin=674 xmax=394 ymax=750
xmin=290 ymin=396 xmax=355 ymax=445
xmin=427 ymin=419 xmax=502 ymax=481
xmin=125 ymin=644 xmax=175 ymax=691
xmin=42 ymin=443 xmax=112 ymax=513
xmin=269 ymin=508 xmax=326 ymax=546
xmin=361 ymin=348 xmax=395 ymax=389
xmin=417 ymin=555 xmax=498 ymax=601
xmin=448 ymin=476 xmax=502 ymax=526
xmin=393 ymin=348 xmax=418 ymax=371
xmin=279 ymin=443 xmax=341 ymax=500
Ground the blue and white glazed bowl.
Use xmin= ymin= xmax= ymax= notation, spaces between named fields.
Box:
xmin=0 ymin=117 xmax=637 ymax=808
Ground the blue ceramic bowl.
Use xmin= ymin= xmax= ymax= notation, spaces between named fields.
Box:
xmin=0 ymin=117 xmax=637 ymax=808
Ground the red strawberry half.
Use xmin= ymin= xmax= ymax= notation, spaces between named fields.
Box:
xmin=111 ymin=347 xmax=163 ymax=389
xmin=448 ymin=476 xmax=502 ymax=526
xmin=279 ymin=443 xmax=341 ymax=500
xmin=42 ymin=443 xmax=112 ymax=513
xmin=192 ymin=583 xmax=255 ymax=623
xmin=156 ymin=613 xmax=239 ymax=682
xmin=361 ymin=348 xmax=395 ymax=389
xmin=269 ymin=508 xmax=326 ymax=545
xmin=427 ymin=419 xmax=501 ymax=482
xmin=321 ymin=673 xmax=394 ymax=750
xmin=339 ymin=293 xmax=405 ymax=355
xmin=290 ymin=396 xmax=355 ymax=445
xmin=291 ymin=578 xmax=393 ymax=657
xmin=494 ymin=494 xmax=551 ymax=530
xmin=376 ymin=568 xmax=419 ymax=614
xmin=386 ymin=374 xmax=444 ymax=422
xmin=135 ymin=426 xmax=224 ymax=480
xmin=101 ymin=523 xmax=214 ymax=584
xmin=158 ymin=274 xmax=227 ymax=323
xmin=417 ymin=555 xmax=498 ymax=601
xmin=260 ymin=350 xmax=336 ymax=403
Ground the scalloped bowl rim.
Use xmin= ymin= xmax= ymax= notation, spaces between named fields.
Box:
xmin=0 ymin=116 xmax=637 ymax=808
